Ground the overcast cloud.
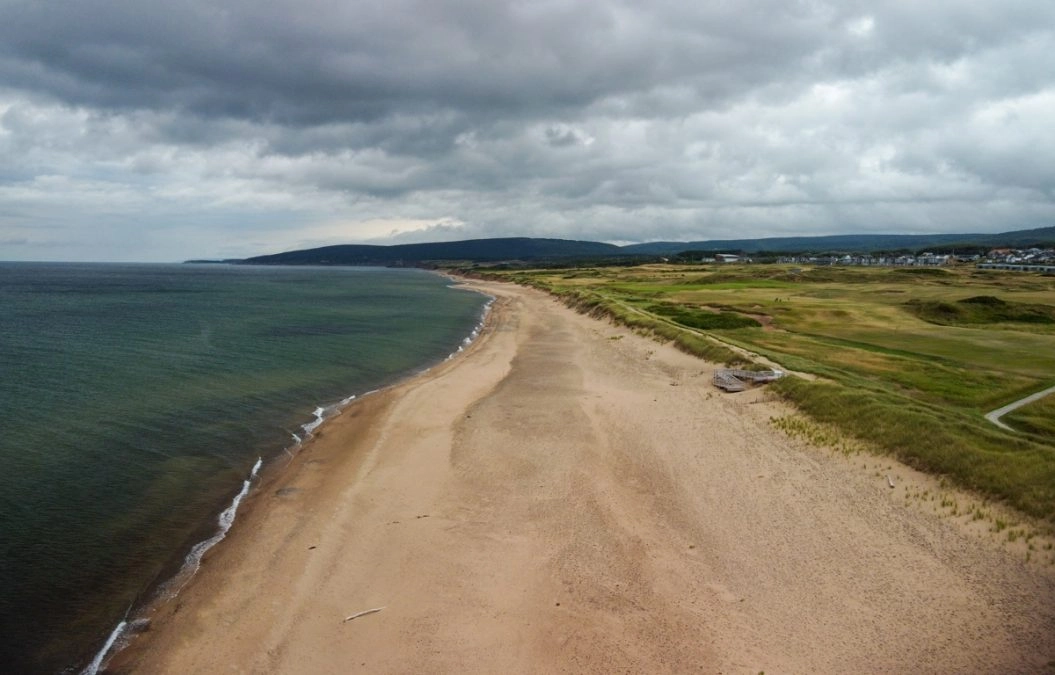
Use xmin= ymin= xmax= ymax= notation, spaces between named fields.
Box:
xmin=1 ymin=0 xmax=1053 ymax=261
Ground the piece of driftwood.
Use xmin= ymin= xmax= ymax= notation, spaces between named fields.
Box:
xmin=342 ymin=607 xmax=385 ymax=623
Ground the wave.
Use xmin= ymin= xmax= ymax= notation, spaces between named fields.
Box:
xmin=288 ymin=393 xmax=358 ymax=451
xmin=301 ymin=406 xmax=326 ymax=436
xmin=82 ymin=457 xmax=262 ymax=675
xmin=296 ymin=392 xmax=357 ymax=442
xmin=81 ymin=619 xmax=127 ymax=675
xmin=449 ymin=294 xmax=494 ymax=360
xmin=174 ymin=456 xmax=263 ymax=591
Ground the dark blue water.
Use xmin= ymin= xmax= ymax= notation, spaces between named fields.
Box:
xmin=0 ymin=263 xmax=488 ymax=673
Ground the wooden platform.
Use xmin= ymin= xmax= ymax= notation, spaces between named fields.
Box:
xmin=713 ymin=368 xmax=784 ymax=392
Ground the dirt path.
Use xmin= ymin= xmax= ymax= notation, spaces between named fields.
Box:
xmin=115 ymin=281 xmax=1055 ymax=674
xmin=986 ymin=383 xmax=1055 ymax=431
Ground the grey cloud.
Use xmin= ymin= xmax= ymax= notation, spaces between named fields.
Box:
xmin=544 ymin=126 xmax=583 ymax=148
xmin=1 ymin=1 xmax=1054 ymax=261
xmin=0 ymin=1 xmax=863 ymax=125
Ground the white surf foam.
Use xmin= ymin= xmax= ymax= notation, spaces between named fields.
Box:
xmin=447 ymin=295 xmax=493 ymax=360
xmin=81 ymin=619 xmax=127 ymax=675
xmin=82 ymin=456 xmax=262 ymax=673
xmin=175 ymin=456 xmax=262 ymax=591
xmin=301 ymin=406 xmax=326 ymax=436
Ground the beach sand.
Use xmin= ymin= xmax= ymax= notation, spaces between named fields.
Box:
xmin=111 ymin=279 xmax=1055 ymax=673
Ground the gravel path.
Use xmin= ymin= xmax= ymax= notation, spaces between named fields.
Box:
xmin=985 ymin=383 xmax=1055 ymax=431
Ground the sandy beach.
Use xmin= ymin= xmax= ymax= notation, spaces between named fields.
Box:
xmin=111 ymin=279 xmax=1055 ymax=674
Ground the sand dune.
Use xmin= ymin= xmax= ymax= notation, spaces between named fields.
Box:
xmin=113 ymin=280 xmax=1055 ymax=674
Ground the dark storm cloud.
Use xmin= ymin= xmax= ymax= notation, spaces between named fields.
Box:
xmin=0 ymin=0 xmax=891 ymax=126
xmin=0 ymin=0 xmax=1054 ymax=260
xmin=1 ymin=0 xmax=626 ymax=122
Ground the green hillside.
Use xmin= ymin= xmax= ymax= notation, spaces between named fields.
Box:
xmin=195 ymin=226 xmax=1055 ymax=266
xmin=242 ymin=237 xmax=623 ymax=265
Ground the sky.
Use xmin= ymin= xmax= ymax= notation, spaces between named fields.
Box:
xmin=1 ymin=1 xmax=1054 ymax=262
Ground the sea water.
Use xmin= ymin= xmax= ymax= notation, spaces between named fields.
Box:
xmin=0 ymin=263 xmax=488 ymax=673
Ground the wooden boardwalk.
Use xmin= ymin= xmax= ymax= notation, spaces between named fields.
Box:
xmin=713 ymin=369 xmax=784 ymax=392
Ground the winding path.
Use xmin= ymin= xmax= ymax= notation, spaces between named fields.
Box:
xmin=985 ymin=383 xmax=1055 ymax=431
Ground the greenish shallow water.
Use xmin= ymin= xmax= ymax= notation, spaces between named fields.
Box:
xmin=0 ymin=263 xmax=488 ymax=673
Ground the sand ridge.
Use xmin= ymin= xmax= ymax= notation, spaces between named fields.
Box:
xmin=112 ymin=280 xmax=1055 ymax=674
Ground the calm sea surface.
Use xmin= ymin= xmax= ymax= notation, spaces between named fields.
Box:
xmin=0 ymin=263 xmax=488 ymax=673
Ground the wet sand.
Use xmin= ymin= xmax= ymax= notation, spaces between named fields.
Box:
xmin=112 ymin=279 xmax=1055 ymax=673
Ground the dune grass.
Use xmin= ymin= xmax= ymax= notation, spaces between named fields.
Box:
xmin=470 ymin=263 xmax=1055 ymax=521
xmin=548 ymin=287 xmax=749 ymax=366
xmin=646 ymin=302 xmax=762 ymax=330
xmin=907 ymin=295 xmax=1055 ymax=326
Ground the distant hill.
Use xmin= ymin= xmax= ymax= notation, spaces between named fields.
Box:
xmin=620 ymin=226 xmax=1055 ymax=255
xmin=204 ymin=226 xmax=1055 ymax=266
xmin=974 ymin=226 xmax=1055 ymax=248
xmin=242 ymin=237 xmax=622 ymax=265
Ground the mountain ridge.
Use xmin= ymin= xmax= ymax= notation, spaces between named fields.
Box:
xmin=621 ymin=226 xmax=1055 ymax=255
xmin=205 ymin=226 xmax=1055 ymax=266
xmin=240 ymin=237 xmax=621 ymax=266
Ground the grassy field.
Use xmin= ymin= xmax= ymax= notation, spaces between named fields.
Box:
xmin=471 ymin=263 xmax=1055 ymax=522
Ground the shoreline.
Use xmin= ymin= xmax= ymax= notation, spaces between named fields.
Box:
xmin=83 ymin=279 xmax=494 ymax=674
xmin=104 ymin=285 xmax=506 ymax=673
xmin=109 ymin=279 xmax=1055 ymax=673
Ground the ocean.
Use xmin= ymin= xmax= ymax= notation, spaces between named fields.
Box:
xmin=0 ymin=262 xmax=489 ymax=674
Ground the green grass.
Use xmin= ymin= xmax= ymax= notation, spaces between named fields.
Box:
xmin=467 ymin=263 xmax=1055 ymax=521
xmin=907 ymin=295 xmax=1055 ymax=326
xmin=646 ymin=302 xmax=762 ymax=330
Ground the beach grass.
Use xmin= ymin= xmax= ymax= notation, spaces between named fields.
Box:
xmin=468 ymin=263 xmax=1055 ymax=521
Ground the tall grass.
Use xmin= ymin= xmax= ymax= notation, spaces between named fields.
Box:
xmin=907 ymin=295 xmax=1055 ymax=326
xmin=647 ymin=302 xmax=762 ymax=329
